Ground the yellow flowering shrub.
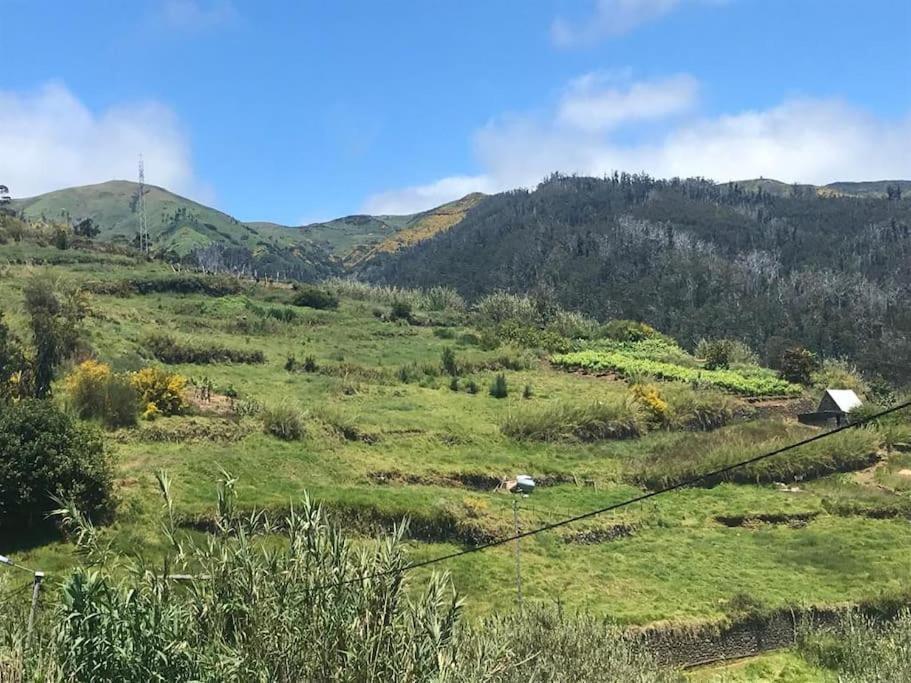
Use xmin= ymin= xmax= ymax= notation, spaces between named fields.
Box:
xmin=130 ymin=367 xmax=188 ymax=416
xmin=629 ymin=383 xmax=669 ymax=424
xmin=65 ymin=360 xmax=113 ymax=419
xmin=142 ymin=402 xmax=161 ymax=421
xmin=64 ymin=359 xmax=138 ymax=428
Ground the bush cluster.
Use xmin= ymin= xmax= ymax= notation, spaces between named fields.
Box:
xmin=261 ymin=404 xmax=306 ymax=440
xmin=65 ymin=360 xmax=138 ymax=428
xmin=291 ymin=285 xmax=339 ymax=310
xmin=130 ymin=366 xmax=188 ymax=417
xmin=0 ymin=400 xmax=113 ymax=532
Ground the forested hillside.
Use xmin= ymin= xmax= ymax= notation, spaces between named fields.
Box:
xmin=362 ymin=174 xmax=911 ymax=382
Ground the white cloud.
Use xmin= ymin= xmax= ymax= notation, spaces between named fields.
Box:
xmin=557 ymin=72 xmax=698 ymax=132
xmin=552 ymin=0 xmax=728 ymax=46
xmin=160 ymin=0 xmax=237 ymax=31
xmin=363 ymin=175 xmax=497 ymax=216
xmin=362 ymin=74 xmax=911 ymax=214
xmin=0 ymin=83 xmax=206 ymax=201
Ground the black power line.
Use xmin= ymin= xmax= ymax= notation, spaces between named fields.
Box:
xmin=313 ymin=398 xmax=911 ymax=591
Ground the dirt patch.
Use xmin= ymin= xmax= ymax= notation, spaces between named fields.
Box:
xmin=124 ymin=418 xmax=252 ymax=444
xmin=562 ymin=524 xmax=635 ymax=544
xmin=369 ymin=470 xmax=579 ymax=492
xmin=369 ymin=470 xmax=502 ymax=491
xmin=898 ymin=469 xmax=911 ymax=478
xmin=186 ymin=391 xmax=238 ymax=418
xmin=715 ymin=511 xmax=820 ymax=528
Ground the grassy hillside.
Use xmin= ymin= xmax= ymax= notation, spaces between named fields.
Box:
xmin=11 ymin=180 xmax=337 ymax=281
xmin=2 ymin=230 xmax=911 ymax=633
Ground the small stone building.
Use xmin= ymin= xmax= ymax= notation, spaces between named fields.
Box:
xmin=798 ymin=389 xmax=862 ymax=427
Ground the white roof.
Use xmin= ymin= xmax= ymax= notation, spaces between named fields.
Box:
xmin=822 ymin=389 xmax=862 ymax=412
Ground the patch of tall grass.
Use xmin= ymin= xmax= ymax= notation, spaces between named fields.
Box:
xmin=633 ymin=423 xmax=882 ymax=489
xmin=1 ymin=479 xmax=676 ymax=681
xmin=502 ymin=398 xmax=644 ymax=442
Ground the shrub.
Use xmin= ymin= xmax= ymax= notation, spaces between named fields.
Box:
xmin=523 ymin=384 xmax=533 ymax=399
xmin=421 ymin=286 xmax=465 ymax=312
xmin=629 ymin=383 xmax=669 ymax=425
xmin=812 ymin=358 xmax=869 ymax=397
xmin=390 ymin=299 xmax=412 ymax=322
xmin=0 ymin=399 xmax=113 ymax=531
xmin=489 ymin=373 xmax=508 ymax=398
xmin=144 ymin=334 xmax=265 ymax=365
xmin=65 ymin=360 xmax=139 ymax=428
xmin=130 ymin=367 xmax=188 ymax=416
xmin=441 ymin=347 xmax=459 ymax=377
xmin=466 ymin=379 xmax=479 ymax=394
xmin=23 ymin=275 xmax=89 ymax=398
xmin=696 ymin=338 xmax=758 ymax=369
xmin=303 ymin=355 xmax=318 ymax=372
xmin=0 ymin=311 xmax=27 ymax=400
xmin=779 ymin=346 xmax=818 ymax=385
xmin=291 ymin=285 xmax=338 ymax=310
xmin=261 ymin=404 xmax=306 ymax=441
xmin=284 ymin=355 xmax=298 ymax=372
xmin=600 ymin=319 xmax=659 ymax=342
xmin=449 ymin=377 xmax=459 ymax=391
xmin=502 ymin=399 xmax=643 ymax=441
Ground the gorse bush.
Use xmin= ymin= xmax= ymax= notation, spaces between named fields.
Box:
xmin=0 ymin=400 xmax=113 ymax=532
xmin=696 ymin=338 xmax=758 ymax=369
xmin=291 ymin=284 xmax=339 ymax=310
xmin=144 ymin=334 xmax=265 ymax=365
xmin=261 ymin=404 xmax=306 ymax=440
xmin=629 ymin=383 xmax=669 ymax=425
xmin=3 ymin=478 xmax=676 ymax=681
xmin=64 ymin=360 xmax=138 ymax=429
xmin=130 ymin=367 xmax=188 ymax=416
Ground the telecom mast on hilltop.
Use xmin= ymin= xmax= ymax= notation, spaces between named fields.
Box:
xmin=138 ymin=155 xmax=149 ymax=255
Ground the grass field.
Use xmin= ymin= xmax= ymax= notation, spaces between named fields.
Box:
xmin=3 ymin=238 xmax=911 ymax=636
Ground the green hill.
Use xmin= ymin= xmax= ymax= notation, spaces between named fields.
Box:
xmin=11 ymin=180 xmax=338 ymax=281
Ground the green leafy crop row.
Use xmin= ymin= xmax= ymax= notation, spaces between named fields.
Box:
xmin=551 ymin=349 xmax=802 ymax=396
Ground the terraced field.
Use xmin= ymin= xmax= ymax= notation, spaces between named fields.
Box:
xmin=2 ymin=239 xmax=911 ymax=635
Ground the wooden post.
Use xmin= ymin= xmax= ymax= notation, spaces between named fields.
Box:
xmin=26 ymin=571 xmax=44 ymax=642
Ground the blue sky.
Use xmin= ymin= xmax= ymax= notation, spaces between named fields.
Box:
xmin=1 ymin=0 xmax=909 ymax=223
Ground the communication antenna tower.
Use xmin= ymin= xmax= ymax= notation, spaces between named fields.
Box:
xmin=138 ymin=155 xmax=149 ymax=255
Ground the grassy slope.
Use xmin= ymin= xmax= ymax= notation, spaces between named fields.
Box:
xmin=2 ymin=244 xmax=911 ymax=628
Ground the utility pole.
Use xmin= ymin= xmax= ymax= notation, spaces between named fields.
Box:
xmin=513 ymin=497 xmax=522 ymax=609
xmin=138 ymin=155 xmax=149 ymax=255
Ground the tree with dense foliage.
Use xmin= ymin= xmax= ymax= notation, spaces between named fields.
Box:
xmin=22 ymin=275 xmax=88 ymax=398
xmin=0 ymin=400 xmax=113 ymax=532
xmin=362 ymin=173 xmax=911 ymax=383
xmin=779 ymin=346 xmax=819 ymax=386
